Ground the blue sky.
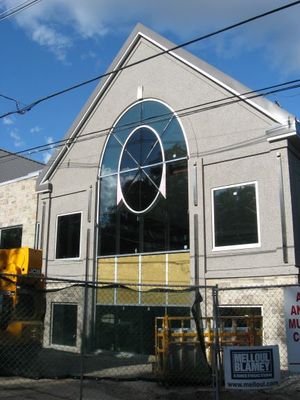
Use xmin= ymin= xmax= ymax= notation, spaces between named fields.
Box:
xmin=1 ymin=0 xmax=300 ymax=164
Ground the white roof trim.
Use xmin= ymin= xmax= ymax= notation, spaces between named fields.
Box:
xmin=138 ymin=32 xmax=288 ymax=125
xmin=40 ymin=35 xmax=140 ymax=185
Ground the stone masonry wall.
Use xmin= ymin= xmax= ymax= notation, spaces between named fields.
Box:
xmin=0 ymin=175 xmax=38 ymax=247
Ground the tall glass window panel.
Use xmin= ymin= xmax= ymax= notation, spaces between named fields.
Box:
xmin=119 ymin=208 xmax=140 ymax=254
xmin=51 ymin=303 xmax=77 ymax=346
xmin=100 ymin=135 xmax=123 ymax=176
xmin=56 ymin=213 xmax=81 ymax=259
xmin=99 ymin=176 xmax=118 ymax=256
xmin=143 ymin=198 xmax=168 ymax=253
xmin=213 ymin=183 xmax=259 ymax=248
xmin=167 ymin=161 xmax=189 ymax=250
xmin=161 ymin=117 xmax=187 ymax=161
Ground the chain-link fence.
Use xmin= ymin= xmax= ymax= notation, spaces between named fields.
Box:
xmin=0 ymin=276 xmax=298 ymax=399
xmin=217 ymin=285 xmax=289 ymax=371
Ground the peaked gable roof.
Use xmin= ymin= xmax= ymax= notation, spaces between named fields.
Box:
xmin=37 ymin=23 xmax=297 ymax=191
xmin=0 ymin=149 xmax=43 ymax=184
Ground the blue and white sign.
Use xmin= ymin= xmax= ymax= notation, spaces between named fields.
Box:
xmin=224 ymin=346 xmax=280 ymax=389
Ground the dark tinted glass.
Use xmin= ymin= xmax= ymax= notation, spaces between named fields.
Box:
xmin=143 ymin=165 xmax=163 ymax=189
xmin=142 ymin=102 xmax=187 ymax=161
xmin=119 ymin=128 xmax=163 ymax=213
xmin=113 ymin=103 xmax=142 ymax=143
xmin=162 ymin=117 xmax=187 ymax=160
xmin=52 ymin=304 xmax=77 ymax=346
xmin=139 ymin=175 xmax=158 ymax=211
xmin=56 ymin=213 xmax=81 ymax=259
xmin=98 ymin=100 xmax=189 ymax=256
xmin=95 ymin=305 xmax=189 ymax=354
xmin=145 ymin=141 xmax=162 ymax=165
xmin=120 ymin=128 xmax=162 ymax=171
xmin=119 ymin=209 xmax=139 ymax=254
xmin=166 ymin=161 xmax=189 ymax=250
xmin=120 ymin=169 xmax=161 ymax=212
xmin=100 ymin=103 xmax=142 ymax=177
xmin=214 ymin=184 xmax=258 ymax=247
xmin=0 ymin=226 xmax=22 ymax=249
xmin=101 ymin=135 xmax=122 ymax=176
xmin=142 ymin=101 xmax=171 ymax=135
xmin=99 ymin=176 xmax=118 ymax=256
xmin=143 ymin=198 xmax=167 ymax=252
xmin=120 ymin=170 xmax=141 ymax=209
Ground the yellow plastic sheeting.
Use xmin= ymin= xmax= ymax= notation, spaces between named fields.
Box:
xmin=168 ymin=253 xmax=190 ymax=285
xmin=168 ymin=253 xmax=191 ymax=305
xmin=97 ymin=252 xmax=191 ymax=306
xmin=97 ymin=258 xmax=115 ymax=304
xmin=117 ymin=256 xmax=139 ymax=304
xmin=141 ymin=254 xmax=166 ymax=305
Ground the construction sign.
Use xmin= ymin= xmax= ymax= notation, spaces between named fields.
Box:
xmin=284 ymin=286 xmax=300 ymax=372
xmin=224 ymin=346 xmax=280 ymax=389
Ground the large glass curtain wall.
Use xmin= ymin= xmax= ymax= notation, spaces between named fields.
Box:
xmin=98 ymin=100 xmax=189 ymax=256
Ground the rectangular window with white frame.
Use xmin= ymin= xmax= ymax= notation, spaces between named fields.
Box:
xmin=0 ymin=225 xmax=22 ymax=249
xmin=55 ymin=212 xmax=81 ymax=259
xmin=212 ymin=182 xmax=260 ymax=250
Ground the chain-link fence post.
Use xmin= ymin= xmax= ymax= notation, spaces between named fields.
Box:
xmin=212 ymin=285 xmax=221 ymax=400
xmin=79 ymin=280 xmax=88 ymax=400
xmin=79 ymin=229 xmax=90 ymax=400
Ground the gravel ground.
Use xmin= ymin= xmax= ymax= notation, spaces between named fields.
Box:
xmin=1 ymin=375 xmax=300 ymax=400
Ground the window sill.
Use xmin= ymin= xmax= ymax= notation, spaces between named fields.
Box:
xmin=212 ymin=243 xmax=261 ymax=252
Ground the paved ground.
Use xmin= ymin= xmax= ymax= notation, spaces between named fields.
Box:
xmin=1 ymin=375 xmax=300 ymax=400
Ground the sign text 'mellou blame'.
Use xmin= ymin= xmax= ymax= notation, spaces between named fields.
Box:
xmin=231 ymin=350 xmax=272 ymax=377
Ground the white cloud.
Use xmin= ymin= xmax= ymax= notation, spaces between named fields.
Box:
xmin=3 ymin=116 xmax=14 ymax=125
xmin=30 ymin=23 xmax=72 ymax=62
xmin=10 ymin=128 xmax=25 ymax=147
xmin=80 ymin=51 xmax=97 ymax=61
xmin=43 ymin=152 xmax=52 ymax=163
xmin=42 ymin=136 xmax=54 ymax=163
xmin=2 ymin=0 xmax=300 ymax=73
xmin=30 ymin=125 xmax=42 ymax=133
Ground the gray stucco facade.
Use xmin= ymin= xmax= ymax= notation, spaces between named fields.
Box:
xmin=36 ymin=24 xmax=300 ymax=353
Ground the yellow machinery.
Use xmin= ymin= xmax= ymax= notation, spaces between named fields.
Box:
xmin=154 ymin=315 xmax=262 ymax=382
xmin=0 ymin=247 xmax=45 ymax=344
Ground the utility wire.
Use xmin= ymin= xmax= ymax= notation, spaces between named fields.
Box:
xmin=0 ymin=0 xmax=300 ymax=120
xmin=0 ymin=93 xmax=21 ymax=111
xmin=0 ymin=1 xmax=41 ymax=113
xmin=0 ymin=77 xmax=299 ymax=165
xmin=0 ymin=0 xmax=41 ymax=22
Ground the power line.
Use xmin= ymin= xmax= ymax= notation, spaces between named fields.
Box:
xmin=0 ymin=1 xmax=41 ymax=115
xmin=0 ymin=0 xmax=41 ymax=22
xmin=0 ymin=93 xmax=22 ymax=111
xmin=0 ymin=77 xmax=299 ymax=166
xmin=0 ymin=0 xmax=299 ymax=120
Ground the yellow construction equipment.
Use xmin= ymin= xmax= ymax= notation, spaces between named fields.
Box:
xmin=154 ymin=315 xmax=262 ymax=383
xmin=0 ymin=247 xmax=45 ymax=345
